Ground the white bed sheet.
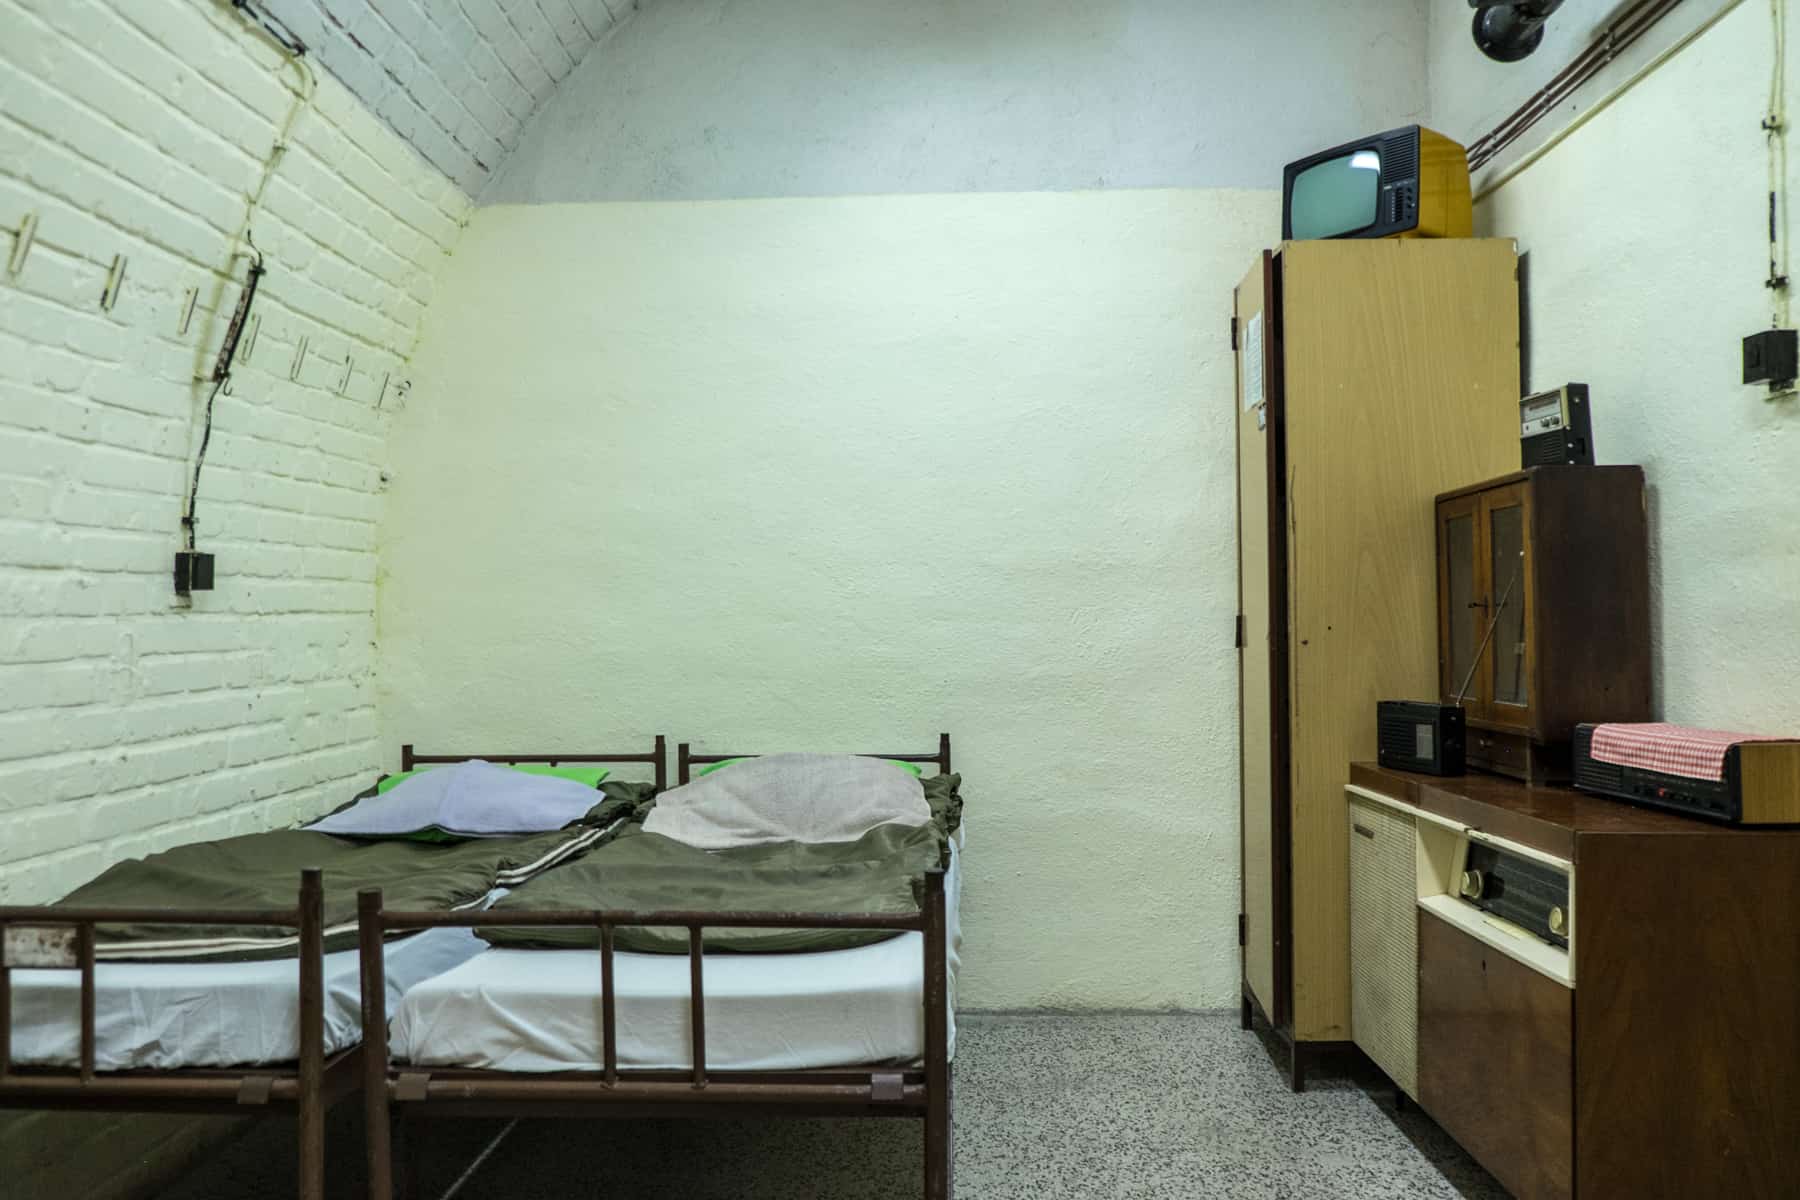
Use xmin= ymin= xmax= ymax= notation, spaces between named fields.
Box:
xmin=393 ymin=837 xmax=963 ymax=1072
xmin=10 ymin=922 xmax=490 ymax=1071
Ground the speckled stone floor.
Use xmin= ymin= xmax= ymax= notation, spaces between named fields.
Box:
xmin=160 ymin=1013 xmax=1507 ymax=1199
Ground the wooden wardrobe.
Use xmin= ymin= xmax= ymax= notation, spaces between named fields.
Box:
xmin=1233 ymin=238 xmax=1520 ymax=1087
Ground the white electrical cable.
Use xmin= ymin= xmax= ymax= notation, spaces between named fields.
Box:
xmin=228 ymin=46 xmax=315 ymax=274
xmin=1766 ymin=0 xmax=1798 ymax=401
xmin=1767 ymin=0 xmax=1790 ymax=330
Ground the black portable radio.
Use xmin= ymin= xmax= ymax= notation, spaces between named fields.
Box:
xmin=1377 ymin=701 xmax=1466 ymax=776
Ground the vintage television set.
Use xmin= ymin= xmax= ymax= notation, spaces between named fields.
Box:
xmin=1282 ymin=125 xmax=1473 ymax=241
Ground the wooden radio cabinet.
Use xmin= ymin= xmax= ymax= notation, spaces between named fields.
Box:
xmin=1435 ymin=466 xmax=1651 ymax=782
xmin=1347 ymin=763 xmax=1800 ymax=1200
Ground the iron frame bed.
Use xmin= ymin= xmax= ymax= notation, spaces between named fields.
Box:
xmin=0 ymin=734 xmax=668 ymax=1200
xmin=357 ymin=733 xmax=956 ymax=1200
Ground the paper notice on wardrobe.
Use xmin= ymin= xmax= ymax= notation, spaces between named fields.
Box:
xmin=1242 ymin=313 xmax=1263 ymax=412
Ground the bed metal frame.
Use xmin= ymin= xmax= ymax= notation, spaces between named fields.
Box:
xmin=0 ymin=735 xmax=669 ymax=1200
xmin=676 ymin=731 xmax=951 ymax=785
xmin=0 ymin=869 xmax=343 ymax=1197
xmin=358 ymin=733 xmax=957 ymax=1200
xmin=404 ymin=740 xmax=668 ymax=792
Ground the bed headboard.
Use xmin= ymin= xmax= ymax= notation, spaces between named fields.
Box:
xmin=400 ymin=735 xmax=668 ymax=792
xmin=675 ymin=733 xmax=951 ymax=786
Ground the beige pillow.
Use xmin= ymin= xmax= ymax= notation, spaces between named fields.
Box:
xmin=644 ymin=752 xmax=931 ymax=849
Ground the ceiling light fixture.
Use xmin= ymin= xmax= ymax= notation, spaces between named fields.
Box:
xmin=1469 ymin=0 xmax=1566 ymax=62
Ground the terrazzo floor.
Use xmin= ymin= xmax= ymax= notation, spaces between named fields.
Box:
xmin=161 ymin=1013 xmax=1507 ymax=1199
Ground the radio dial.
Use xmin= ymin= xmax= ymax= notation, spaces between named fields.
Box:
xmin=1548 ymin=906 xmax=1567 ymax=936
xmin=1459 ymin=869 xmax=1485 ymax=900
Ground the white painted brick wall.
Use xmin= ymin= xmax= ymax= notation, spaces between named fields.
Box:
xmin=265 ymin=0 xmax=642 ymax=196
xmin=0 ymin=0 xmax=471 ymax=903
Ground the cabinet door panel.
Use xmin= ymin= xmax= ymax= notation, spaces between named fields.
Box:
xmin=1437 ymin=493 xmax=1484 ymax=717
xmin=1482 ymin=483 xmax=1532 ymax=725
xmin=1347 ymin=794 xmax=1418 ymax=1097
xmin=1419 ymin=910 xmax=1572 ymax=1200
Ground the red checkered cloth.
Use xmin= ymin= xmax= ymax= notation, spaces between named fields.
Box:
xmin=1589 ymin=723 xmax=1792 ymax=782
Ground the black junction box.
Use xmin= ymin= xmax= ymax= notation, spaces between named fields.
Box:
xmin=174 ymin=551 xmax=215 ymax=596
xmin=1743 ymin=328 xmax=1797 ymax=386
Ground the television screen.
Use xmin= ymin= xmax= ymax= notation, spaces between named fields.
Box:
xmin=1287 ymin=149 xmax=1381 ymax=240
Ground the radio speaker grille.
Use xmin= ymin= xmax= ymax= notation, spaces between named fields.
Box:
xmin=1348 ymin=795 xmax=1418 ymax=1097
xmin=1386 ymin=135 xmax=1418 ymax=181
xmin=1573 ymin=725 xmax=1623 ymax=793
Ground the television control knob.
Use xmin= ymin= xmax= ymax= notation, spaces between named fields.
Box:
xmin=1548 ymin=906 xmax=1567 ymax=936
xmin=1459 ymin=869 xmax=1485 ymax=900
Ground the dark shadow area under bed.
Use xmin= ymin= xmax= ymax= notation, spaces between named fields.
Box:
xmin=156 ymin=1014 xmax=1503 ymax=1200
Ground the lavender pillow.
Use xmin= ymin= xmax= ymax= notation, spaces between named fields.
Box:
xmin=309 ymin=761 xmax=602 ymax=839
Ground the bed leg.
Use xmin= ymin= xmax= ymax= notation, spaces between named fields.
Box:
xmin=922 ymin=867 xmax=951 ymax=1199
xmin=297 ymin=1086 xmax=325 ymax=1200
xmin=297 ymin=869 xmax=326 ymax=1200
xmin=360 ymin=889 xmax=394 ymax=1200
xmin=924 ymin=1063 xmax=954 ymax=1200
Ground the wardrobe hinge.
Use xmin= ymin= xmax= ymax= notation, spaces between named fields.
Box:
xmin=1235 ymin=614 xmax=1246 ymax=648
xmin=1238 ymin=913 xmax=1247 ymax=946
xmin=1230 ymin=314 xmax=1239 ymax=351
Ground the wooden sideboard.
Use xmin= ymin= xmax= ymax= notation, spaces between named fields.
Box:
xmin=1346 ymin=762 xmax=1800 ymax=1200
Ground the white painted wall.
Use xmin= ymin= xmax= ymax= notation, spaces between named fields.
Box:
xmin=1464 ymin=1 xmax=1800 ymax=728
xmin=0 ymin=0 xmax=467 ymax=903
xmin=265 ymin=0 xmax=644 ymax=195
xmin=1428 ymin=0 xmax=1737 ymax=187
xmin=484 ymin=0 xmax=1430 ymax=203
xmin=381 ymin=189 xmax=1276 ymax=1008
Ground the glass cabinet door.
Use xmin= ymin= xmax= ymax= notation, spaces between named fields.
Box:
xmin=1484 ymin=486 xmax=1530 ymax=719
xmin=1438 ymin=495 xmax=1483 ymax=712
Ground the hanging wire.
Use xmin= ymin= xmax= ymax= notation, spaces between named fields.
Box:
xmin=1764 ymin=0 xmax=1798 ymax=402
xmin=182 ymin=7 xmax=317 ymax=555
xmin=1766 ymin=0 xmax=1791 ymax=326
xmin=184 ymin=235 xmax=265 ymax=551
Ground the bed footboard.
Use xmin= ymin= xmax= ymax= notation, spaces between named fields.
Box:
xmin=0 ymin=868 xmax=336 ymax=1200
xmin=358 ymin=867 xmax=954 ymax=1200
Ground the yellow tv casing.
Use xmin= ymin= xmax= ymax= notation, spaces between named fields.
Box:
xmin=1400 ymin=127 xmax=1473 ymax=240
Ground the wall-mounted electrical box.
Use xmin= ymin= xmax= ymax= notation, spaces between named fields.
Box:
xmin=174 ymin=551 xmax=215 ymax=597
xmin=1743 ymin=328 xmax=1796 ymax=389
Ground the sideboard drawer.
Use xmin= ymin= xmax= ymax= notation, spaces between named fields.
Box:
xmin=1419 ymin=908 xmax=1572 ymax=1200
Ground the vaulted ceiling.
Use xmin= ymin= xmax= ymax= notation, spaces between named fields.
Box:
xmin=265 ymin=0 xmax=647 ymax=195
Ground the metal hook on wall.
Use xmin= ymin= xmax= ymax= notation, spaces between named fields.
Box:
xmin=100 ymin=255 xmax=127 ymax=312
xmin=6 ymin=212 xmax=38 ymax=276
xmin=239 ymin=314 xmax=260 ymax=364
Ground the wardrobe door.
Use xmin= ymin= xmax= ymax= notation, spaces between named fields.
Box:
xmin=1235 ymin=250 xmax=1285 ymax=1024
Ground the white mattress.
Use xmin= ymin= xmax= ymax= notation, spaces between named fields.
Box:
xmin=393 ymin=837 xmax=963 ymax=1072
xmin=10 ymin=922 xmax=490 ymax=1071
